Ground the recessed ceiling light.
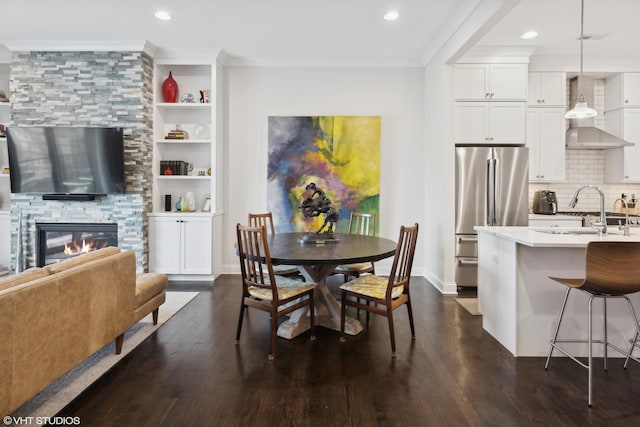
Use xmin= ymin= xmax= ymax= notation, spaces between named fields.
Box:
xmin=383 ymin=10 xmax=399 ymax=21
xmin=154 ymin=10 xmax=172 ymax=21
xmin=521 ymin=31 xmax=538 ymax=40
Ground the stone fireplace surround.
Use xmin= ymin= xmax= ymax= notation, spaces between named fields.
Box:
xmin=8 ymin=49 xmax=154 ymax=272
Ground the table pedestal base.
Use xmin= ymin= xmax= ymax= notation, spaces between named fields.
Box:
xmin=277 ymin=264 xmax=364 ymax=339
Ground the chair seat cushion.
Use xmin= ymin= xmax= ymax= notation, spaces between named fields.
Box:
xmin=271 ymin=264 xmax=299 ymax=276
xmin=340 ymin=275 xmax=403 ymax=300
xmin=334 ymin=262 xmax=373 ymax=273
xmin=248 ymin=276 xmax=314 ymax=301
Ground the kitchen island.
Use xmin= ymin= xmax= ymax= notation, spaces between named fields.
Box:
xmin=475 ymin=225 xmax=640 ymax=357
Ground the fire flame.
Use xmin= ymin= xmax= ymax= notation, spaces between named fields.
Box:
xmin=63 ymin=239 xmax=108 ymax=255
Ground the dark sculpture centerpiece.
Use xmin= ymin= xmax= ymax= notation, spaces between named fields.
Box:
xmin=298 ymin=182 xmax=339 ymax=244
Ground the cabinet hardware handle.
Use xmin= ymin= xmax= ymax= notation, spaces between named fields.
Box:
xmin=625 ymin=100 xmax=629 ymax=103
xmin=490 ymin=93 xmax=494 ymax=97
xmin=541 ymin=99 xmax=545 ymax=103
xmin=485 ymin=93 xmax=490 ymax=98
xmin=458 ymin=237 xmax=478 ymax=243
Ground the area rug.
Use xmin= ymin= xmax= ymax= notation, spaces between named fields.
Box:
xmin=455 ymin=298 xmax=480 ymax=316
xmin=12 ymin=291 xmax=199 ymax=419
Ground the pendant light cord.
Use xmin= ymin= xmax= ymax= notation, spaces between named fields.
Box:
xmin=579 ymin=0 xmax=584 ymax=97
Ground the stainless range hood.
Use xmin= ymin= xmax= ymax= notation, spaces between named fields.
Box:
xmin=565 ymin=76 xmax=634 ymax=149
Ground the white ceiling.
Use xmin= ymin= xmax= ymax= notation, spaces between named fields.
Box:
xmin=0 ymin=0 xmax=476 ymax=66
xmin=476 ymin=0 xmax=640 ymax=64
xmin=0 ymin=0 xmax=638 ymax=67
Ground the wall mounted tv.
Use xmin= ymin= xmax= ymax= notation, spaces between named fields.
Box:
xmin=7 ymin=127 xmax=126 ymax=200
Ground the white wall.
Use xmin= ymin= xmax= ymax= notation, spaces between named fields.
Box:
xmin=222 ymin=67 xmax=425 ymax=274
xmin=422 ymin=0 xmax=518 ymax=294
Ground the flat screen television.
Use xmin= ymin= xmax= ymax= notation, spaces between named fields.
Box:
xmin=7 ymin=127 xmax=126 ymax=197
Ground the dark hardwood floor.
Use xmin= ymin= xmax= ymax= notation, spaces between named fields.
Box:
xmin=58 ymin=275 xmax=640 ymax=426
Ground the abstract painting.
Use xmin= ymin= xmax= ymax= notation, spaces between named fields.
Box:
xmin=267 ymin=116 xmax=381 ymax=233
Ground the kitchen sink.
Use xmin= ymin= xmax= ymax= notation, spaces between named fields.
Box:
xmin=535 ymin=228 xmax=600 ymax=235
xmin=534 ymin=227 xmax=629 ymax=236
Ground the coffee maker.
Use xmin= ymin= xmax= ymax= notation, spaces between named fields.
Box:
xmin=532 ymin=190 xmax=557 ymax=215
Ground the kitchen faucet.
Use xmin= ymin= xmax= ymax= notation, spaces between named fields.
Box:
xmin=569 ymin=185 xmax=607 ymax=234
xmin=613 ymin=198 xmax=631 ymax=236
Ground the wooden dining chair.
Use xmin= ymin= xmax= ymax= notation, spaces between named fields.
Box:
xmin=235 ymin=223 xmax=316 ymax=360
xmin=339 ymin=223 xmax=419 ymax=357
xmin=248 ymin=212 xmax=300 ymax=278
xmin=545 ymin=241 xmax=640 ymax=406
xmin=332 ymin=212 xmax=377 ymax=282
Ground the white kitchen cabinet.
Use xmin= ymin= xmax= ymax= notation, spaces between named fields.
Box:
xmin=148 ymin=214 xmax=212 ymax=276
xmin=526 ymin=108 xmax=566 ymax=181
xmin=604 ymin=108 xmax=640 ymax=183
xmin=455 ymin=102 xmax=526 ymax=145
xmin=455 ymin=63 xmax=527 ymax=101
xmin=528 ymin=72 xmax=566 ymax=107
xmin=604 ymin=73 xmax=640 ymax=111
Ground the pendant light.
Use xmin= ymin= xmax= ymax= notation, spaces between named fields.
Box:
xmin=565 ymin=0 xmax=597 ymax=119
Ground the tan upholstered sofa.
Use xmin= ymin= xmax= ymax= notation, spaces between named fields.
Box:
xmin=0 ymin=247 xmax=168 ymax=416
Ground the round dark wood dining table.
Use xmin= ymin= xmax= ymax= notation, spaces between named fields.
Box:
xmin=266 ymin=232 xmax=397 ymax=339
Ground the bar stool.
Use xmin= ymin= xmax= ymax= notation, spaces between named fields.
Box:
xmin=545 ymin=241 xmax=640 ymax=406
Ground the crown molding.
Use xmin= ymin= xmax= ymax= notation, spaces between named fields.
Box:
xmin=153 ymin=47 xmax=223 ymax=64
xmin=1 ymin=40 xmax=156 ymax=56
xmin=223 ymin=55 xmax=424 ymax=68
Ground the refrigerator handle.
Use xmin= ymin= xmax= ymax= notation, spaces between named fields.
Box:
xmin=493 ymin=158 xmax=499 ymax=225
xmin=486 ymin=159 xmax=493 ymax=225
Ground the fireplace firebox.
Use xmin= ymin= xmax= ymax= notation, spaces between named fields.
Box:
xmin=36 ymin=223 xmax=118 ymax=267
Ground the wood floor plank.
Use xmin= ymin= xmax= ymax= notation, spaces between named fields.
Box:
xmin=56 ymin=275 xmax=640 ymax=426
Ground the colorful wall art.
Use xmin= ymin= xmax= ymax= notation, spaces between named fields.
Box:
xmin=267 ymin=116 xmax=381 ymax=233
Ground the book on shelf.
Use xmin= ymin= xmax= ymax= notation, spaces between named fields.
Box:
xmin=165 ymin=129 xmax=189 ymax=140
xmin=160 ymin=160 xmax=188 ymax=176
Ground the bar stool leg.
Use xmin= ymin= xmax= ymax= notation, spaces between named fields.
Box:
xmin=625 ymin=330 xmax=639 ymax=369
xmin=588 ymin=296 xmax=594 ymax=407
xmin=603 ymin=297 xmax=608 ymax=371
xmin=624 ymin=298 xmax=640 ymax=369
xmin=545 ymin=287 xmax=572 ymax=369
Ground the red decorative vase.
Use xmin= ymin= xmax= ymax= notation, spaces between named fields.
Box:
xmin=162 ymin=71 xmax=178 ymax=103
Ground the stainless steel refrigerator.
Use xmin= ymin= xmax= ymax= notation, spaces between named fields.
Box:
xmin=455 ymin=146 xmax=529 ymax=287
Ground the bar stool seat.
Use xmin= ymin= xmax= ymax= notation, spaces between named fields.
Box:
xmin=545 ymin=241 xmax=640 ymax=406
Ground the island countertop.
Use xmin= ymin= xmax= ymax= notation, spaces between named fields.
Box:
xmin=474 ymin=225 xmax=640 ymax=248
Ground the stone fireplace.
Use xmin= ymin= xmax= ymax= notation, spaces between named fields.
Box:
xmin=8 ymin=49 xmax=154 ymax=272
xmin=36 ymin=222 xmax=118 ymax=267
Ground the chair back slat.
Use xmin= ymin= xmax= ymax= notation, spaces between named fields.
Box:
xmin=236 ymin=223 xmax=278 ymax=301
xmin=584 ymin=241 xmax=640 ymax=295
xmin=387 ymin=223 xmax=419 ymax=297
xmin=348 ymin=212 xmax=376 ymax=237
xmin=248 ymin=212 xmax=276 ymax=235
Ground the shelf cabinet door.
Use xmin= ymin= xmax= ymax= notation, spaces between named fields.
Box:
xmin=488 ymin=102 xmax=526 ymax=145
xmin=149 ymin=216 xmax=212 ymax=275
xmin=455 ymin=102 xmax=525 ymax=145
xmin=489 ymin=64 xmax=527 ymax=101
xmin=454 ymin=102 xmax=489 ymax=143
xmin=455 ymin=64 xmax=526 ymax=101
xmin=148 ymin=217 xmax=182 ymax=274
xmin=454 ymin=64 xmax=490 ymax=100
xmin=623 ymin=73 xmax=640 ymax=107
xmin=527 ymin=108 xmax=566 ymax=181
xmin=605 ymin=108 xmax=640 ymax=182
xmin=181 ymin=216 xmax=212 ymax=274
xmin=528 ymin=72 xmax=566 ymax=107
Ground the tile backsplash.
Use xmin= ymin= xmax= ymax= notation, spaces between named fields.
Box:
xmin=529 ymin=78 xmax=639 ymax=213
